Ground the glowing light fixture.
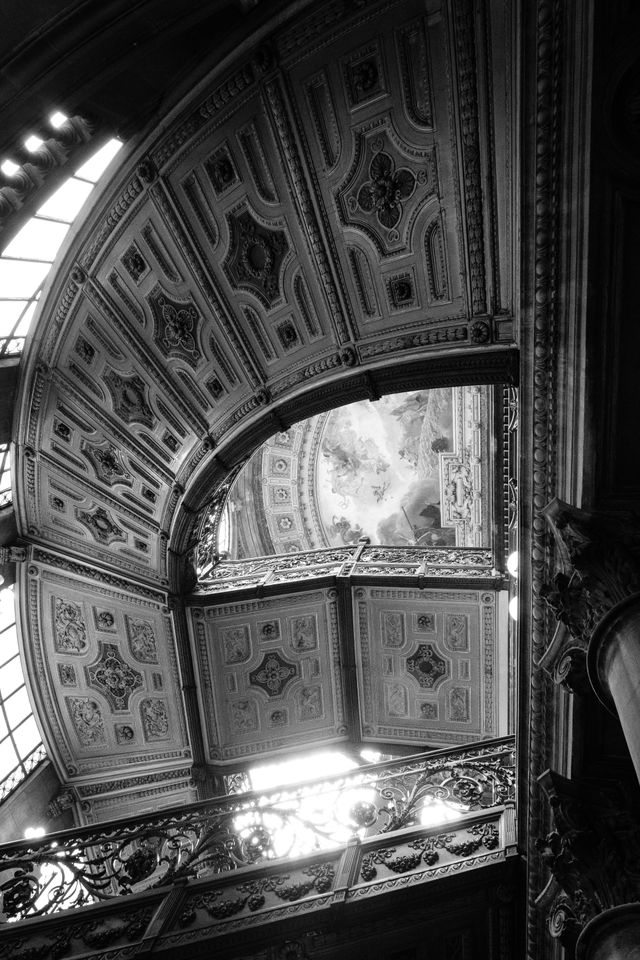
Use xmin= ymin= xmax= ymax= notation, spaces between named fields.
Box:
xmin=509 ymin=596 xmax=518 ymax=621
xmin=24 ymin=826 xmax=45 ymax=839
xmin=49 ymin=112 xmax=68 ymax=129
xmin=24 ymin=136 xmax=44 ymax=152
xmin=1 ymin=160 xmax=20 ymax=177
xmin=506 ymin=551 xmax=518 ymax=577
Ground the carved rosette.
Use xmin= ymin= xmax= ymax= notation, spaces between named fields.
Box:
xmin=148 ymin=285 xmax=202 ymax=367
xmin=337 ymin=130 xmax=437 ymax=254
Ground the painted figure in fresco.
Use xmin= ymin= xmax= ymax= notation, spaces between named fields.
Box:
xmin=329 ymin=515 xmax=366 ymax=544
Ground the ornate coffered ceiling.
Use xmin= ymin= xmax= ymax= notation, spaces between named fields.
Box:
xmin=11 ymin=0 xmax=516 ymax=820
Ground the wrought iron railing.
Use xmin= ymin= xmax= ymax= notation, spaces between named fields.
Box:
xmin=196 ymin=544 xmax=499 ymax=593
xmin=0 ymin=738 xmax=514 ymax=923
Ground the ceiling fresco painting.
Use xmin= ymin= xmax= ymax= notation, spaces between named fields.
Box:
xmin=227 ymin=385 xmax=492 ymax=557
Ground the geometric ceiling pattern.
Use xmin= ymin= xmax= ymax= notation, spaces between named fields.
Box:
xmin=10 ymin=0 xmax=516 ymax=822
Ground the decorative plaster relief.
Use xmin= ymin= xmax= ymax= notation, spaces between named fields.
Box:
xmin=103 ymin=369 xmax=156 ymax=428
xmin=289 ymin=615 xmax=317 ymax=651
xmin=222 ymin=626 xmax=251 ymax=664
xmin=448 ymin=687 xmax=471 ymax=723
xmin=84 ymin=642 xmax=144 ymax=712
xmin=81 ymin=440 xmax=133 ymax=487
xmin=66 ymin=697 xmax=106 ymax=747
xmin=54 ymin=598 xmax=88 ymax=655
xmin=337 ymin=130 xmax=436 ymax=255
xmin=386 ymin=682 xmax=408 ymax=718
xmin=297 ymin=684 xmax=323 ymax=721
xmin=231 ymin=698 xmax=259 ymax=732
xmin=58 ymin=664 xmax=77 ymax=686
xmin=249 ymin=651 xmax=299 ymax=698
xmin=125 ymin=616 xmax=159 ymax=664
xmin=381 ymin=611 xmax=405 ymax=648
xmin=406 ymin=642 xmax=450 ymax=690
xmin=445 ymin=613 xmax=469 ymax=651
xmin=148 ymin=286 xmax=202 ymax=367
xmin=115 ymin=723 xmax=136 ymax=744
xmin=140 ymin=698 xmax=170 ymax=741
xmin=223 ymin=208 xmax=289 ymax=309
xmin=75 ymin=504 xmax=126 ymax=546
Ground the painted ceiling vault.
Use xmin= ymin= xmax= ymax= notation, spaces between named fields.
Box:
xmin=227 ymin=385 xmax=493 ymax=557
xmin=10 ymin=0 xmax=516 ymax=821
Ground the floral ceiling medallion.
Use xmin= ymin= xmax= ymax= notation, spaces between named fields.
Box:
xmin=249 ymin=651 xmax=298 ymax=698
xmin=75 ymin=504 xmax=126 ymax=546
xmin=406 ymin=642 xmax=449 ymax=690
xmin=357 ymin=152 xmax=416 ymax=230
xmin=223 ymin=209 xmax=289 ymax=309
xmin=338 ymin=130 xmax=436 ymax=254
xmin=85 ymin=642 xmax=144 ymax=712
xmin=148 ymin=286 xmax=202 ymax=367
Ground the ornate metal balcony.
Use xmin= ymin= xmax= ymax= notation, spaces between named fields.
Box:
xmin=0 ymin=738 xmax=514 ymax=927
xmin=196 ymin=544 xmax=499 ymax=594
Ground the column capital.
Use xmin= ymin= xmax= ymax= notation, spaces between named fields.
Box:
xmin=536 ymin=769 xmax=640 ymax=950
xmin=540 ymin=499 xmax=640 ymax=697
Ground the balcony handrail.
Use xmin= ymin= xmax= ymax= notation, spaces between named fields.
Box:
xmin=0 ymin=736 xmax=514 ymax=922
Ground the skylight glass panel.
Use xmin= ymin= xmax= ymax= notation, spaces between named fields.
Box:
xmin=0 ymin=657 xmax=24 ymax=698
xmin=0 ymin=302 xmax=28 ymax=336
xmin=0 ymin=260 xmax=49 ymax=298
xmin=0 ymin=137 xmax=122 ymax=357
xmin=2 ymin=219 xmax=69 ymax=261
xmin=36 ymin=178 xmax=93 ymax=222
xmin=0 ymin=625 xmax=19 ymax=664
xmin=74 ymin=139 xmax=123 ymax=182
xmin=13 ymin=717 xmax=40 ymax=760
xmin=5 ymin=687 xmax=30 ymax=728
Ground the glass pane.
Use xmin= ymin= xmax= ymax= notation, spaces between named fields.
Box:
xmin=74 ymin=139 xmax=122 ymax=182
xmin=13 ymin=717 xmax=40 ymax=760
xmin=5 ymin=338 xmax=25 ymax=355
xmin=4 ymin=687 xmax=30 ymax=727
xmin=0 ymin=261 xmax=49 ymax=298
xmin=15 ymin=300 xmax=38 ymax=337
xmin=0 ymin=301 xmax=27 ymax=337
xmin=36 ymin=178 xmax=93 ymax=222
xmin=0 ymin=590 xmax=15 ymax=632
xmin=0 ymin=656 xmax=24 ymax=699
xmin=0 ymin=712 xmax=8 ymax=743
xmin=2 ymin=219 xmax=69 ymax=261
xmin=0 ymin=736 xmax=18 ymax=780
xmin=0 ymin=626 xmax=19 ymax=664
